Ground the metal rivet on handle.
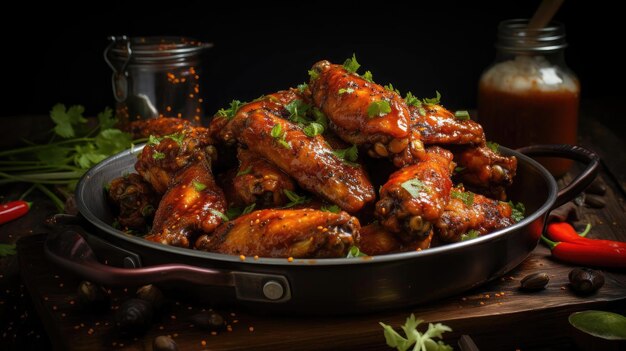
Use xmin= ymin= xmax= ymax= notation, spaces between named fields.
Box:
xmin=262 ymin=281 xmax=284 ymax=300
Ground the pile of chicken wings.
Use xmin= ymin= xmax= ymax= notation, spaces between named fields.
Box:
xmin=108 ymin=58 xmax=520 ymax=259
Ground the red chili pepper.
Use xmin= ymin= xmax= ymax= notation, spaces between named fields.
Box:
xmin=0 ymin=200 xmax=31 ymax=225
xmin=541 ymin=236 xmax=626 ymax=269
xmin=547 ymin=222 xmax=626 ymax=250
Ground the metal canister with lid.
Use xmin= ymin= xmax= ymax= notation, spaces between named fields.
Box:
xmin=104 ymin=36 xmax=212 ymax=126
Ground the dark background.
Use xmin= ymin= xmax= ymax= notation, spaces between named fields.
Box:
xmin=2 ymin=1 xmax=623 ymax=126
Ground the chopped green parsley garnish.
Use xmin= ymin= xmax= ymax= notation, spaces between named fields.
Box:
xmin=367 ymin=100 xmax=392 ymax=118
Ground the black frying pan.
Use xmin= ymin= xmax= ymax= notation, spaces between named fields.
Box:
xmin=44 ymin=144 xmax=598 ymax=314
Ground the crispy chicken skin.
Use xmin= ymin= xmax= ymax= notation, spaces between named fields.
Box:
xmin=135 ymin=131 xmax=214 ymax=194
xmin=411 ymin=104 xmax=485 ymax=146
xmin=435 ymin=187 xmax=516 ymax=243
xmin=211 ymin=89 xmax=303 ymax=144
xmin=145 ymin=154 xmax=227 ymax=248
xmin=224 ymin=108 xmax=375 ymax=213
xmin=231 ymin=148 xmax=296 ymax=208
xmin=375 ymin=147 xmax=454 ymax=242
xmin=108 ymin=173 xmax=159 ymax=231
xmin=453 ymin=145 xmax=517 ymax=201
xmin=195 ymin=209 xmax=359 ymax=258
xmin=357 ymin=223 xmax=432 ymax=256
xmin=309 ymin=61 xmax=411 ymax=152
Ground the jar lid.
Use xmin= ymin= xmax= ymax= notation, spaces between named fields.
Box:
xmin=496 ymin=19 xmax=567 ymax=53
xmin=108 ymin=36 xmax=212 ymax=64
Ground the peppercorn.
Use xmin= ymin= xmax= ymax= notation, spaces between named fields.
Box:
xmin=115 ymin=298 xmax=154 ymax=335
xmin=520 ymin=272 xmax=550 ymax=291
xmin=569 ymin=268 xmax=605 ymax=295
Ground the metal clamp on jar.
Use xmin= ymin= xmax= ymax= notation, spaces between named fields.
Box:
xmin=104 ymin=36 xmax=212 ymax=126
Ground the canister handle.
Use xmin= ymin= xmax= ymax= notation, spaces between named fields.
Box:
xmin=516 ymin=144 xmax=600 ymax=209
xmin=44 ymin=229 xmax=291 ymax=303
xmin=103 ymin=36 xmax=132 ymax=102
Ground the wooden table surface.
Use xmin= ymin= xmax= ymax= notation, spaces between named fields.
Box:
xmin=1 ymin=115 xmax=626 ymax=351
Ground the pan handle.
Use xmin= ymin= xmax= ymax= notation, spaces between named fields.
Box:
xmin=44 ymin=229 xmax=291 ymax=303
xmin=516 ymin=144 xmax=600 ymax=209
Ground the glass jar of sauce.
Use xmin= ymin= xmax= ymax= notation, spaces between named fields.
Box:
xmin=104 ymin=36 xmax=212 ymax=127
xmin=478 ymin=19 xmax=579 ymax=177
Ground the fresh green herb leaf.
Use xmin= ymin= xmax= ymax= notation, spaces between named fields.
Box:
xmin=454 ymin=110 xmax=470 ymax=120
xmin=332 ymin=144 xmax=359 ymax=163
xmin=50 ymin=104 xmax=88 ymax=138
xmin=508 ymin=201 xmax=525 ymax=222
xmin=384 ymin=83 xmax=400 ymax=95
xmin=0 ymin=243 xmax=16 ymax=257
xmin=283 ymin=189 xmax=309 ymax=208
xmin=312 ymin=108 xmax=328 ymax=129
xmin=242 ymin=203 xmax=256 ymax=215
xmin=152 ymin=151 xmax=165 ymax=160
xmin=285 ymin=99 xmax=310 ymax=123
xmin=192 ymin=180 xmax=206 ymax=191
xmin=297 ymin=82 xmax=308 ymax=93
xmin=148 ymin=135 xmax=162 ymax=145
xmin=367 ymin=100 xmax=392 ymax=118
xmin=94 ymin=129 xmax=132 ymax=156
xmin=225 ymin=207 xmax=242 ymax=220
xmin=461 ymin=229 xmax=480 ymax=241
xmin=303 ymin=122 xmax=325 ymax=137
xmin=453 ymin=166 xmax=465 ymax=174
xmin=569 ymin=311 xmax=626 ymax=341
xmin=338 ymin=88 xmax=355 ymax=95
xmin=210 ymin=209 xmax=229 ymax=222
xmin=422 ymin=91 xmax=441 ymax=105
xmin=342 ymin=54 xmax=361 ymax=73
xmin=97 ymin=107 xmax=116 ymax=130
xmin=308 ymin=69 xmax=319 ymax=80
xmin=321 ymin=204 xmax=341 ymax=213
xmin=270 ymin=124 xmax=283 ymax=138
xmin=236 ymin=167 xmax=253 ymax=176
xmin=451 ymin=190 xmax=474 ymax=207
xmin=346 ymin=246 xmax=367 ymax=258
xmin=362 ymin=70 xmax=374 ymax=83
xmin=401 ymin=179 xmax=427 ymax=198
xmin=216 ymin=100 xmax=243 ymax=120
xmin=379 ymin=314 xmax=453 ymax=351
xmin=277 ymin=139 xmax=292 ymax=149
xmin=164 ymin=132 xmax=185 ymax=146
xmin=404 ymin=91 xmax=422 ymax=107
xmin=486 ymin=141 xmax=500 ymax=154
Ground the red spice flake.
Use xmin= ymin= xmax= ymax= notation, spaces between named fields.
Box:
xmin=69 ymin=300 xmax=75 ymax=305
xmin=170 ymin=315 xmax=177 ymax=320
xmin=43 ymin=297 xmax=48 ymax=301
xmin=173 ymin=333 xmax=178 ymax=338
xmin=232 ymin=319 xmax=239 ymax=323
xmin=52 ymin=306 xmax=57 ymax=310
xmin=500 ymin=291 xmax=505 ymax=295
xmin=74 ymin=325 xmax=80 ymax=330
xmin=61 ymin=313 xmax=66 ymax=317
xmin=249 ymin=326 xmax=255 ymax=332
xmin=159 ymin=326 xmax=165 ymax=330
xmin=227 ymin=326 xmax=233 ymax=332
xmin=230 ymin=312 xmax=236 ymax=317
xmin=59 ymin=283 xmax=64 ymax=288
xmin=485 ymin=294 xmax=490 ymax=298
xmin=239 ymin=255 xmax=246 ymax=262
xmin=254 ymin=255 xmax=259 ymax=261
xmin=561 ymin=286 xmax=567 ymax=290
xmin=87 ymin=328 xmax=94 ymax=335
xmin=201 ymin=340 xmax=207 ymax=346
xmin=287 ymin=257 xmax=294 ymax=262
xmin=211 ymin=331 xmax=217 ymax=336
xmin=461 ymin=297 xmax=467 ymax=301
xmin=479 ymin=301 xmax=485 ymax=305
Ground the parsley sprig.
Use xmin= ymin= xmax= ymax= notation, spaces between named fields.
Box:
xmin=0 ymin=104 xmax=135 ymax=211
xmin=380 ymin=314 xmax=453 ymax=351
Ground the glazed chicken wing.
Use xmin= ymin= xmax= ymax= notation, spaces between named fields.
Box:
xmin=411 ymin=104 xmax=485 ymax=145
xmin=135 ymin=130 xmax=216 ymax=194
xmin=195 ymin=209 xmax=359 ymax=258
xmin=309 ymin=61 xmax=416 ymax=159
xmin=223 ymin=108 xmax=375 ymax=213
xmin=453 ymin=145 xmax=517 ymax=200
xmin=145 ymin=154 xmax=227 ymax=248
xmin=435 ymin=187 xmax=516 ymax=243
xmin=375 ymin=147 xmax=454 ymax=242
xmin=108 ymin=173 xmax=159 ymax=231
xmin=230 ymin=148 xmax=296 ymax=208
xmin=357 ymin=223 xmax=432 ymax=256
